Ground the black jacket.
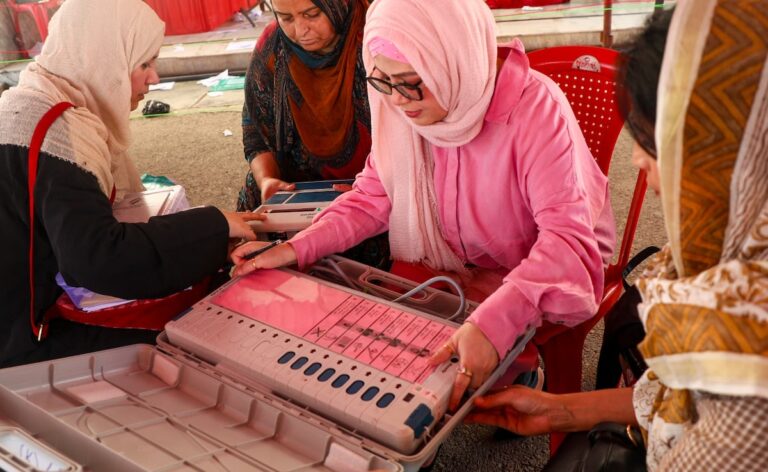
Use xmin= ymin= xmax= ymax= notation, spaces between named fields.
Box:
xmin=0 ymin=144 xmax=229 ymax=366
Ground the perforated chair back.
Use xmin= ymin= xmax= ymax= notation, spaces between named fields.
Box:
xmin=529 ymin=45 xmax=648 ymax=275
xmin=527 ymin=46 xmax=624 ymax=175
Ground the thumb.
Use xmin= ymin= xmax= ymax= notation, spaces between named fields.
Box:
xmin=231 ymin=259 xmax=255 ymax=277
xmin=279 ymin=181 xmax=296 ymax=190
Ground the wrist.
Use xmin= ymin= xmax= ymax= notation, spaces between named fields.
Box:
xmin=252 ymin=169 xmax=274 ymax=188
xmin=254 ymin=174 xmax=271 ymax=190
xmin=557 ymin=389 xmax=636 ymax=432
xmin=546 ymin=392 xmax=579 ymax=432
xmin=250 ymin=153 xmax=278 ymax=187
xmin=282 ymin=242 xmax=299 ymax=266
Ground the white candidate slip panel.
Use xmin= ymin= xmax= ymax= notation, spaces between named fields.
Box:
xmin=165 ymin=269 xmax=461 ymax=455
xmin=0 ymin=344 xmax=402 ymax=472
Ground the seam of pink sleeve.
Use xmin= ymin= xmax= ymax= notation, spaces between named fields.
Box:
xmin=467 ymin=282 xmax=542 ymax=359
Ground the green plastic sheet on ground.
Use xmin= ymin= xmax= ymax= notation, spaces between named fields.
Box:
xmin=209 ymin=76 xmax=246 ymax=92
xmin=141 ymin=174 xmax=176 ymax=190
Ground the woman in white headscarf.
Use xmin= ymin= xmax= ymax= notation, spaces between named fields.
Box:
xmin=467 ymin=3 xmax=768 ymax=469
xmin=0 ymin=0 xmax=258 ymax=368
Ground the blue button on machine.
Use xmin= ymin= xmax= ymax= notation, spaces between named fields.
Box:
xmin=376 ymin=393 xmax=395 ymax=408
xmin=278 ymin=351 xmax=295 ymax=364
xmin=304 ymin=362 xmax=322 ymax=376
xmin=318 ymin=368 xmax=335 ymax=382
xmin=361 ymin=387 xmax=380 ymax=401
xmin=346 ymin=380 xmax=365 ymax=395
xmin=332 ymin=374 xmax=350 ymax=388
xmin=290 ymin=356 xmax=308 ymax=370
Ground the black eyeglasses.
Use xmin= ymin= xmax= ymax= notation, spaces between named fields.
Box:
xmin=366 ymin=68 xmax=423 ymax=101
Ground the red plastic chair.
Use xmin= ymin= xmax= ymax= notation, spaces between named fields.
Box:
xmin=6 ymin=0 xmax=60 ymax=55
xmin=526 ymin=45 xmax=649 ymax=454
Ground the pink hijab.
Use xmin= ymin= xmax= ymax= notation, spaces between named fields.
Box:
xmin=362 ymin=0 xmax=497 ymax=272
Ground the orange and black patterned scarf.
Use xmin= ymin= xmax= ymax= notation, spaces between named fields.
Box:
xmin=266 ymin=0 xmax=369 ymax=160
xmin=633 ymin=0 xmax=768 ymax=468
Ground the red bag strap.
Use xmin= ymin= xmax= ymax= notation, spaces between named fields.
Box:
xmin=28 ymin=102 xmax=74 ymax=341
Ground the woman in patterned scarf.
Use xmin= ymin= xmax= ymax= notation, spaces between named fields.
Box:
xmin=631 ymin=0 xmax=768 ymax=467
xmin=237 ymin=0 xmax=370 ymax=210
xmin=464 ymin=2 xmax=768 ymax=469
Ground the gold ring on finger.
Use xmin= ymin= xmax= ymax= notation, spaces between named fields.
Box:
xmin=457 ymin=365 xmax=473 ymax=378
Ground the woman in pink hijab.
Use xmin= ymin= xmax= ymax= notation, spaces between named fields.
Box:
xmin=233 ymin=0 xmax=615 ymax=408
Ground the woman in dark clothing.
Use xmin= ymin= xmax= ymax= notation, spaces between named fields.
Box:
xmin=237 ymin=0 xmax=371 ymax=210
xmin=0 ymin=0 xmax=257 ymax=368
xmin=239 ymin=0 xmax=389 ymax=269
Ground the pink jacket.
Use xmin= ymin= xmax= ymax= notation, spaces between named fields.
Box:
xmin=290 ymin=46 xmax=615 ymax=358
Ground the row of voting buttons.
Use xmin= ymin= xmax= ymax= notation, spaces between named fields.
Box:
xmin=278 ymin=350 xmax=396 ymax=408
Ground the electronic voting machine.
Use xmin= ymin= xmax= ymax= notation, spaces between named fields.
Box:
xmin=249 ymin=179 xmax=353 ymax=240
xmin=0 ymin=257 xmax=532 ymax=472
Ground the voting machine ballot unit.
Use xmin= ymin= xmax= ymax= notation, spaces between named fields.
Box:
xmin=249 ymin=180 xmax=353 ymax=240
xmin=0 ymin=261 xmax=532 ymax=472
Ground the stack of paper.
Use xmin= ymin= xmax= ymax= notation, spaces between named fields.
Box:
xmin=112 ymin=186 xmax=189 ymax=223
xmin=57 ymin=186 xmax=191 ymax=312
xmin=55 ymin=274 xmax=134 ymax=312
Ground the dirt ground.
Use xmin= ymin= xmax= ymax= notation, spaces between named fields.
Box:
xmin=129 ymin=110 xmax=667 ymax=471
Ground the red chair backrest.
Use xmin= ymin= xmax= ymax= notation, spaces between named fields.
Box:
xmin=6 ymin=0 xmax=58 ymax=45
xmin=528 ymin=45 xmax=648 ymax=275
xmin=527 ymin=46 xmax=625 ymax=176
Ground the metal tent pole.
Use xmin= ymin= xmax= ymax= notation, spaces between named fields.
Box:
xmin=601 ymin=0 xmax=614 ymax=47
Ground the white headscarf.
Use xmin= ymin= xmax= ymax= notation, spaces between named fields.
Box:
xmin=0 ymin=0 xmax=164 ymax=198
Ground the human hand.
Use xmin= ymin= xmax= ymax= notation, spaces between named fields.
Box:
xmin=332 ymin=183 xmax=354 ymax=193
xmin=260 ymin=177 xmax=295 ymax=203
xmin=429 ymin=322 xmax=499 ymax=411
xmin=464 ymin=386 xmax=569 ymax=436
xmin=222 ymin=211 xmax=264 ymax=240
xmin=230 ymin=241 xmax=298 ymax=277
